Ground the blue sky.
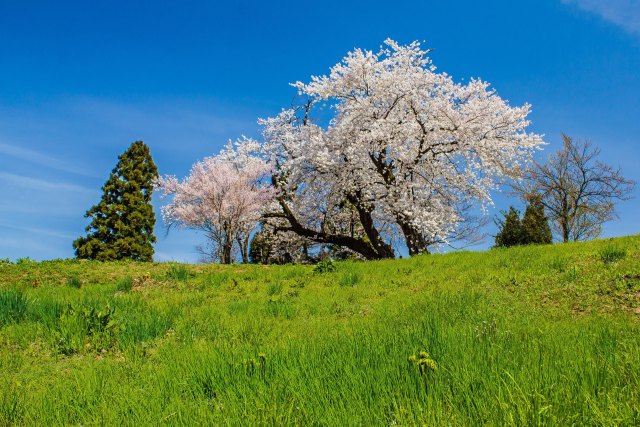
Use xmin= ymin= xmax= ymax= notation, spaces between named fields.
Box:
xmin=1 ymin=0 xmax=639 ymax=262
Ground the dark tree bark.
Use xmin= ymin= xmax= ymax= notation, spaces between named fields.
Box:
xmin=397 ymin=219 xmax=430 ymax=256
xmin=268 ymin=198 xmax=394 ymax=260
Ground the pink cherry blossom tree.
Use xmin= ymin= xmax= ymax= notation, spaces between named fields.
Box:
xmin=157 ymin=139 xmax=274 ymax=264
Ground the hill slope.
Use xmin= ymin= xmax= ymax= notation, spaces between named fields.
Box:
xmin=1 ymin=236 xmax=640 ymax=425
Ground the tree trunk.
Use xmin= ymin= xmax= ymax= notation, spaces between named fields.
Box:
xmin=240 ymin=234 xmax=250 ymax=263
xmin=221 ymin=241 xmax=233 ymax=264
xmin=274 ymin=199 xmax=393 ymax=260
xmin=347 ymin=195 xmax=395 ymax=259
xmin=562 ymin=221 xmax=569 ymax=243
xmin=397 ymin=219 xmax=430 ymax=256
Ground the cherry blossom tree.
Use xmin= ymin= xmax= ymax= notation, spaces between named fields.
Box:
xmin=259 ymin=39 xmax=544 ymax=259
xmin=157 ymin=139 xmax=273 ymax=264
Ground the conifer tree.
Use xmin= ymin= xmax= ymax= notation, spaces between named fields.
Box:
xmin=494 ymin=207 xmax=525 ymax=248
xmin=73 ymin=141 xmax=159 ymax=261
xmin=521 ymin=194 xmax=552 ymax=245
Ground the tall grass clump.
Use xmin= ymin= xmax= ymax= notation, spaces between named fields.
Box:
xmin=313 ymin=259 xmax=336 ymax=273
xmin=0 ymin=288 xmax=29 ymax=325
xmin=166 ymin=265 xmax=191 ymax=281
xmin=117 ymin=311 xmax=174 ymax=350
xmin=66 ymin=275 xmax=82 ymax=288
xmin=54 ymin=304 xmax=119 ymax=355
xmin=266 ymin=281 xmax=283 ymax=296
xmin=0 ymin=383 xmax=23 ymax=426
xmin=32 ymin=299 xmax=66 ymax=327
xmin=339 ymin=271 xmax=360 ymax=287
xmin=203 ymin=272 xmax=230 ymax=288
xmin=116 ymin=276 xmax=133 ymax=292
xmin=600 ymin=245 xmax=626 ymax=264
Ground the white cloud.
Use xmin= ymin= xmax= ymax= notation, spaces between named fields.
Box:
xmin=562 ymin=0 xmax=640 ymax=35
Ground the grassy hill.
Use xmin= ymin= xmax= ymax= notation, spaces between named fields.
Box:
xmin=1 ymin=236 xmax=639 ymax=425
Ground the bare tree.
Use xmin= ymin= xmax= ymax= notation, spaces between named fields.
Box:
xmin=513 ymin=134 xmax=635 ymax=242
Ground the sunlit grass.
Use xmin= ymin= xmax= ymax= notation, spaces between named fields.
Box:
xmin=0 ymin=236 xmax=639 ymax=425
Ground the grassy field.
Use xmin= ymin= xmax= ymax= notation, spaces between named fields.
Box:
xmin=1 ymin=236 xmax=640 ymax=425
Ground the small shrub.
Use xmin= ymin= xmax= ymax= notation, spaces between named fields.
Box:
xmin=0 ymin=289 xmax=29 ymax=325
xmin=314 ymin=259 xmax=336 ymax=274
xmin=80 ymin=305 xmax=118 ymax=336
xmin=16 ymin=257 xmax=35 ymax=265
xmin=494 ymin=207 xmax=524 ymax=247
xmin=0 ymin=258 xmax=11 ymax=266
xmin=66 ymin=276 xmax=82 ymax=289
xmin=116 ymin=276 xmax=133 ymax=292
xmin=495 ymin=196 xmax=551 ymax=247
xmin=407 ymin=350 xmax=438 ymax=375
xmin=521 ymin=195 xmax=552 ymax=245
xmin=600 ymin=245 xmax=626 ymax=264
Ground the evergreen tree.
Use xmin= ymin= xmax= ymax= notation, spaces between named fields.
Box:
xmin=494 ymin=207 xmax=525 ymax=247
xmin=73 ymin=141 xmax=159 ymax=261
xmin=521 ymin=194 xmax=552 ymax=245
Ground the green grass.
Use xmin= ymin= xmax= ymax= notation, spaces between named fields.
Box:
xmin=600 ymin=244 xmax=627 ymax=264
xmin=0 ymin=289 xmax=28 ymax=325
xmin=66 ymin=275 xmax=82 ymax=289
xmin=1 ymin=236 xmax=640 ymax=425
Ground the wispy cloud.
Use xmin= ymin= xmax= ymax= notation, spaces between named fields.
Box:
xmin=0 ymin=223 xmax=75 ymax=240
xmin=562 ymin=0 xmax=640 ymax=35
xmin=0 ymin=140 xmax=100 ymax=178
xmin=0 ymin=96 xmax=257 ymax=261
xmin=0 ymin=171 xmax=96 ymax=194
